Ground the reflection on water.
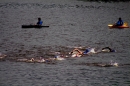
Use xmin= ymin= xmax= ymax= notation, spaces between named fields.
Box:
xmin=0 ymin=0 xmax=130 ymax=86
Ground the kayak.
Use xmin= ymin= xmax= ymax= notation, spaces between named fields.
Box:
xmin=22 ymin=25 xmax=49 ymax=28
xmin=108 ymin=24 xmax=129 ymax=29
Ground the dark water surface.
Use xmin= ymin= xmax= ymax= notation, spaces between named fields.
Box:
xmin=0 ymin=0 xmax=130 ymax=86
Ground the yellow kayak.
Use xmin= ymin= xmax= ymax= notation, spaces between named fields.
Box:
xmin=108 ymin=23 xmax=129 ymax=29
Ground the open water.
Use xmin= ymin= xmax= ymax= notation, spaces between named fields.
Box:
xmin=0 ymin=0 xmax=130 ymax=86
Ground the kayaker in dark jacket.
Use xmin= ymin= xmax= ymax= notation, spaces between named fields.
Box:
xmin=37 ymin=18 xmax=43 ymax=26
xmin=116 ymin=17 xmax=123 ymax=26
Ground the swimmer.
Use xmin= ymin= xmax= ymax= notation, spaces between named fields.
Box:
xmin=83 ymin=48 xmax=96 ymax=54
xmin=101 ymin=47 xmax=116 ymax=52
xmin=70 ymin=48 xmax=83 ymax=57
xmin=36 ymin=57 xmax=46 ymax=63
xmin=26 ymin=57 xmax=46 ymax=63
xmin=110 ymin=60 xmax=118 ymax=67
xmin=16 ymin=58 xmax=28 ymax=62
xmin=26 ymin=58 xmax=35 ymax=63
xmin=55 ymin=55 xmax=65 ymax=60
xmin=85 ymin=62 xmax=118 ymax=67
xmin=0 ymin=53 xmax=7 ymax=59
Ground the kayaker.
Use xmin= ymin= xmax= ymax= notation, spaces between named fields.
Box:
xmin=37 ymin=18 xmax=43 ymax=26
xmin=115 ymin=17 xmax=123 ymax=26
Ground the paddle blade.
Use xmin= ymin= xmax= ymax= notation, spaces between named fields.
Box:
xmin=108 ymin=24 xmax=113 ymax=27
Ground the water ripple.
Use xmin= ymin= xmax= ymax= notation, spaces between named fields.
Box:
xmin=0 ymin=2 xmax=127 ymax=11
